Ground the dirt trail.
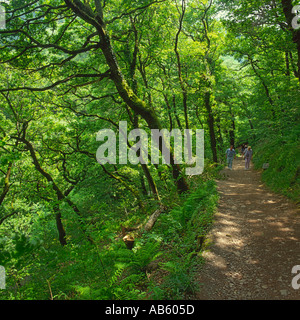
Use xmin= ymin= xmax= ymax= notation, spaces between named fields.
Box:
xmin=196 ymin=158 xmax=300 ymax=300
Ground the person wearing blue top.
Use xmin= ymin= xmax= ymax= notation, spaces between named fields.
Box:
xmin=225 ymin=145 xmax=236 ymax=170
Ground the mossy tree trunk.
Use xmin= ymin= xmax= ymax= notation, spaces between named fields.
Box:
xmin=64 ymin=0 xmax=189 ymax=193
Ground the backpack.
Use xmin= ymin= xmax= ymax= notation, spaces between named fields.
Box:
xmin=245 ymin=149 xmax=252 ymax=159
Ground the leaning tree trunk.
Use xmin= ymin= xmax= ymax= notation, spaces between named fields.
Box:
xmin=13 ymin=133 xmax=93 ymax=245
xmin=64 ymin=0 xmax=189 ymax=193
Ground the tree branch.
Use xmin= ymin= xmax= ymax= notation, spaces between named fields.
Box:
xmin=0 ymin=71 xmax=111 ymax=93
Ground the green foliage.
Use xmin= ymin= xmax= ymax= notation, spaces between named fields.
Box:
xmin=0 ymin=0 xmax=298 ymax=301
xmin=147 ymin=178 xmax=219 ymax=299
xmin=253 ymin=133 xmax=300 ymax=202
xmin=159 ymin=179 xmax=218 ymax=241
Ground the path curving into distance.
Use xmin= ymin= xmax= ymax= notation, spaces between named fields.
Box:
xmin=196 ymin=158 xmax=300 ymax=300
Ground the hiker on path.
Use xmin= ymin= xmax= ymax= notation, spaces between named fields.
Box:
xmin=242 ymin=144 xmax=248 ymax=158
xmin=244 ymin=146 xmax=253 ymax=170
xmin=225 ymin=145 xmax=236 ymax=170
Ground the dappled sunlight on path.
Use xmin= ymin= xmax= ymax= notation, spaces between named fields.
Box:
xmin=196 ymin=158 xmax=300 ymax=300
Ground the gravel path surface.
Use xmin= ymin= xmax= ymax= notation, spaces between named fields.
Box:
xmin=196 ymin=158 xmax=300 ymax=300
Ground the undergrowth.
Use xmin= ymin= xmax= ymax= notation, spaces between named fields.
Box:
xmin=146 ymin=178 xmax=219 ymax=299
xmin=252 ymin=134 xmax=300 ymax=203
xmin=0 ymin=164 xmax=221 ymax=300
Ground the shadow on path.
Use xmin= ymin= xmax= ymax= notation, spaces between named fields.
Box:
xmin=196 ymin=158 xmax=300 ymax=300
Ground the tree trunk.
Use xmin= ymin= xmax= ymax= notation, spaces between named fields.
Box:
xmin=174 ymin=0 xmax=189 ymax=130
xmin=13 ymin=134 xmax=94 ymax=245
xmin=64 ymin=0 xmax=189 ymax=193
xmin=126 ymin=26 xmax=162 ymax=202
xmin=249 ymin=58 xmax=276 ymax=117
xmin=248 ymin=118 xmax=254 ymax=130
xmin=173 ymin=94 xmax=183 ymax=130
xmin=215 ymin=115 xmax=224 ymax=156
xmin=285 ymin=51 xmax=290 ymax=77
xmin=281 ymin=0 xmax=300 ymax=81
xmin=0 ymin=162 xmax=12 ymax=206
xmin=204 ymin=91 xmax=218 ymax=163
xmin=163 ymin=94 xmax=173 ymax=131
xmin=60 ymin=4 xmax=187 ymax=195
xmin=141 ymin=164 xmax=160 ymax=201
xmin=144 ymin=205 xmax=166 ymax=231
xmin=229 ymin=106 xmax=235 ymax=147
xmin=54 ymin=205 xmax=67 ymax=246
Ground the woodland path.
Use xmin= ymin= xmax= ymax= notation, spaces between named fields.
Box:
xmin=195 ymin=158 xmax=300 ymax=300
